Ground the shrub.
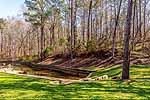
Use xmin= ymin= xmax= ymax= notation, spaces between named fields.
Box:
xmin=58 ymin=37 xmax=68 ymax=46
xmin=86 ymin=38 xmax=96 ymax=52
xmin=43 ymin=46 xmax=53 ymax=56
xmin=74 ymin=41 xmax=86 ymax=56
xmin=20 ymin=55 xmax=33 ymax=62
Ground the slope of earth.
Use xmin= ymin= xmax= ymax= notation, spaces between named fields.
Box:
xmin=39 ymin=48 xmax=150 ymax=69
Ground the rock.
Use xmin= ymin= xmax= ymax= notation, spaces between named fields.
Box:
xmin=83 ymin=78 xmax=94 ymax=81
xmin=2 ymin=63 xmax=6 ymax=66
xmin=18 ymin=71 xmax=27 ymax=74
xmin=102 ymin=75 xmax=108 ymax=79
xmin=7 ymin=64 xmax=12 ymax=68
xmin=53 ymin=80 xmax=62 ymax=84
xmin=112 ymin=76 xmax=120 ymax=80
xmin=95 ymin=77 xmax=102 ymax=80
xmin=95 ymin=75 xmax=109 ymax=80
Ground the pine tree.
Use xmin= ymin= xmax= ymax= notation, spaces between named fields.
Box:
xmin=24 ymin=0 xmax=52 ymax=58
xmin=122 ymin=0 xmax=133 ymax=80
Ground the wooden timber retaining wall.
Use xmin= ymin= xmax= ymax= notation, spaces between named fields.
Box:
xmin=0 ymin=61 xmax=95 ymax=78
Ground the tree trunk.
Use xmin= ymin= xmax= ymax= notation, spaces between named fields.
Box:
xmin=40 ymin=25 xmax=44 ymax=59
xmin=112 ymin=0 xmax=122 ymax=58
xmin=70 ymin=0 xmax=74 ymax=60
xmin=138 ymin=0 xmax=142 ymax=40
xmin=73 ymin=0 xmax=77 ymax=48
xmin=0 ymin=29 xmax=3 ymax=56
xmin=82 ymin=8 xmax=86 ymax=43
xmin=131 ymin=0 xmax=136 ymax=50
xmin=87 ymin=0 xmax=92 ymax=51
xmin=122 ymin=0 xmax=133 ymax=80
xmin=143 ymin=0 xmax=146 ymax=48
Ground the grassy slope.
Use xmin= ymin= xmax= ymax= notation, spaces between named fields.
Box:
xmin=91 ymin=65 xmax=150 ymax=79
xmin=0 ymin=65 xmax=150 ymax=100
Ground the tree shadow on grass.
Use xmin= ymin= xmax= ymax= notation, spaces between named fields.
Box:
xmin=0 ymin=77 xmax=149 ymax=99
xmin=131 ymin=65 xmax=150 ymax=69
xmin=92 ymin=66 xmax=121 ymax=78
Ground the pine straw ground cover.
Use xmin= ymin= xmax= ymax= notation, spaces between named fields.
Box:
xmin=0 ymin=65 xmax=149 ymax=100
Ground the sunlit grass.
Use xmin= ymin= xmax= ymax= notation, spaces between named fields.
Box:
xmin=0 ymin=65 xmax=149 ymax=99
xmin=91 ymin=65 xmax=150 ymax=79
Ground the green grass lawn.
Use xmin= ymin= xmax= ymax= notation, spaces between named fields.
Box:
xmin=0 ymin=65 xmax=150 ymax=100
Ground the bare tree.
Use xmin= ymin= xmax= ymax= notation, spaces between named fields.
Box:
xmin=112 ymin=0 xmax=123 ymax=58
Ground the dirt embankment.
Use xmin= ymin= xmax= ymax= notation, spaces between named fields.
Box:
xmin=39 ymin=49 xmax=150 ymax=69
